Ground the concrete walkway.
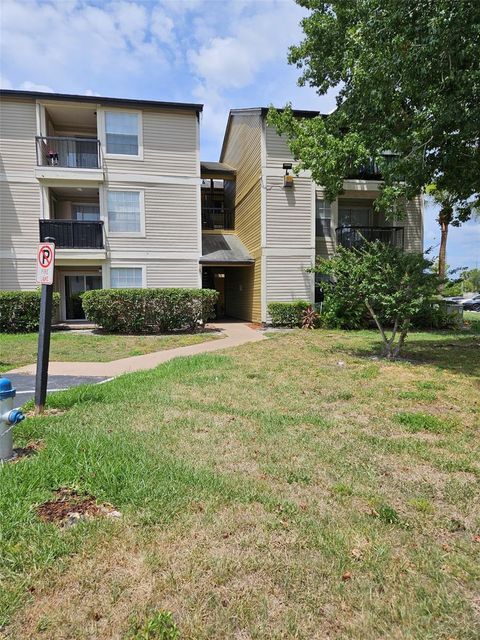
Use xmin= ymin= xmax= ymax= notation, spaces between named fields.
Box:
xmin=7 ymin=322 xmax=265 ymax=378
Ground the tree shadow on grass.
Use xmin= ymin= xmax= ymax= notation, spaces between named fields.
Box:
xmin=350 ymin=333 xmax=480 ymax=377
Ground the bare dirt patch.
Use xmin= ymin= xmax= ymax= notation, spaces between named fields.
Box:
xmin=36 ymin=488 xmax=121 ymax=527
xmin=11 ymin=440 xmax=45 ymax=461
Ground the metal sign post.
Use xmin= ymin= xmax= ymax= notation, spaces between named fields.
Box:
xmin=34 ymin=239 xmax=55 ymax=415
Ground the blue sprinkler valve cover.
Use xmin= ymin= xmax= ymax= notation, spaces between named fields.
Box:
xmin=0 ymin=378 xmax=16 ymax=400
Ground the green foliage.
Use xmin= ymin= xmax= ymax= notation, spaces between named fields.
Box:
xmin=443 ymin=268 xmax=480 ymax=296
xmin=269 ymin=1 xmax=480 ymax=217
xmin=411 ymin=299 xmax=462 ymax=330
xmin=127 ymin=611 xmax=179 ymax=640
xmin=0 ymin=290 xmax=60 ymax=333
xmin=82 ymin=288 xmax=218 ymax=334
xmin=314 ymin=241 xmax=439 ymax=357
xmin=267 ymin=300 xmax=310 ymax=327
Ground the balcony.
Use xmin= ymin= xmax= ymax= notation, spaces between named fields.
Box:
xmin=336 ymin=226 xmax=404 ymax=249
xmin=202 ymin=208 xmax=235 ymax=230
xmin=36 ymin=136 xmax=101 ymax=169
xmin=346 ymin=154 xmax=397 ymax=180
xmin=39 ymin=219 xmax=104 ymax=250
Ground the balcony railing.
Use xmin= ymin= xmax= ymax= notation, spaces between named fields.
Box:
xmin=39 ymin=219 xmax=104 ymax=249
xmin=202 ymin=208 xmax=235 ymax=230
xmin=35 ymin=136 xmax=101 ymax=169
xmin=346 ymin=154 xmax=397 ymax=180
xmin=336 ymin=226 xmax=404 ymax=249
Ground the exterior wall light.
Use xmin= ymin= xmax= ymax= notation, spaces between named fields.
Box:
xmin=283 ymin=162 xmax=294 ymax=188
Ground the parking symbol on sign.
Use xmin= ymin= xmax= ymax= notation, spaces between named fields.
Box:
xmin=36 ymin=242 xmax=55 ymax=285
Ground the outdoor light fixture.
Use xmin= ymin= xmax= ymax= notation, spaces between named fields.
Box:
xmin=283 ymin=162 xmax=294 ymax=188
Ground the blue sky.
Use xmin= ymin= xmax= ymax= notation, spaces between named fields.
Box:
xmin=1 ymin=0 xmax=478 ymax=270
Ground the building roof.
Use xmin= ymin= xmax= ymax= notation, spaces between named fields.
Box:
xmin=219 ymin=106 xmax=326 ymax=162
xmin=0 ymin=89 xmax=203 ymax=113
xmin=201 ymin=161 xmax=236 ymax=179
xmin=201 ymin=233 xmax=254 ymax=265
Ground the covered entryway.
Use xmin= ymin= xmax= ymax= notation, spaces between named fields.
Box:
xmin=201 ymin=233 xmax=255 ymax=321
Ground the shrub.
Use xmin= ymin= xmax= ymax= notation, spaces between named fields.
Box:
xmin=267 ymin=300 xmax=310 ymax=327
xmin=313 ymin=242 xmax=439 ymax=357
xmin=0 ymin=290 xmax=60 ymax=333
xmin=81 ymin=288 xmax=218 ymax=334
xmin=411 ymin=299 xmax=462 ymax=330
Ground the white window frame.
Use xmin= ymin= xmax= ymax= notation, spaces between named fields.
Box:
xmin=315 ymin=197 xmax=333 ymax=237
xmin=108 ymin=264 xmax=146 ymax=289
xmin=98 ymin=108 xmax=143 ymax=161
xmin=104 ymin=188 xmax=145 ymax=238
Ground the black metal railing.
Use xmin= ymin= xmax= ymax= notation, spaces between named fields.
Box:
xmin=35 ymin=136 xmax=101 ymax=169
xmin=347 ymin=154 xmax=397 ymax=180
xmin=202 ymin=208 xmax=235 ymax=230
xmin=336 ymin=226 xmax=404 ymax=249
xmin=39 ymin=219 xmax=104 ymax=249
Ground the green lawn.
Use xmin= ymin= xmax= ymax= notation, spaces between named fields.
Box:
xmin=0 ymin=328 xmax=479 ymax=639
xmin=464 ymin=310 xmax=480 ymax=323
xmin=0 ymin=331 xmax=219 ymax=373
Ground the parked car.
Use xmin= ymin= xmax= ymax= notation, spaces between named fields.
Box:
xmin=463 ymin=300 xmax=480 ymax=312
xmin=461 ymin=294 xmax=480 ymax=307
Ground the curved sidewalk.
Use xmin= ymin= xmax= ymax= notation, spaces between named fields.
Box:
xmin=6 ymin=322 xmax=265 ymax=378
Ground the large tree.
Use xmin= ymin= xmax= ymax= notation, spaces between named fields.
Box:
xmin=269 ymin=1 xmax=480 ymax=227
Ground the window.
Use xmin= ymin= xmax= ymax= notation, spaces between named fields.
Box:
xmin=316 ymin=199 xmax=332 ymax=237
xmin=72 ymin=204 xmax=100 ymax=222
xmin=338 ymin=203 xmax=373 ymax=227
xmin=105 ymin=112 xmax=139 ymax=155
xmin=110 ymin=267 xmax=143 ymax=289
xmin=107 ymin=191 xmax=141 ymax=233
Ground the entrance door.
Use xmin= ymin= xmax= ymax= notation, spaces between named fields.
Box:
xmin=64 ymin=274 xmax=102 ymax=320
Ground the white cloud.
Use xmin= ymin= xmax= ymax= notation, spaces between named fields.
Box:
xmin=20 ymin=81 xmax=54 ymax=93
xmin=187 ymin=4 xmax=306 ymax=93
xmin=0 ymin=0 xmax=168 ymax=94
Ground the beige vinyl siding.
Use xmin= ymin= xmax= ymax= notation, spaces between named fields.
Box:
xmin=265 ymin=255 xmax=314 ymax=306
xmin=403 ymin=195 xmax=423 ymax=253
xmin=266 ymin=176 xmax=313 ymax=247
xmin=105 ymin=182 xmax=199 ymax=253
xmin=146 ymin=260 xmax=199 ymax=288
xmin=265 ymin=125 xmax=294 ymax=168
xmin=0 ymin=258 xmax=36 ymax=290
xmin=0 ymin=182 xmax=41 ymax=250
xmin=0 ymin=97 xmax=37 ymax=176
xmin=221 ymin=113 xmax=263 ymax=321
xmin=103 ymin=108 xmax=198 ymax=178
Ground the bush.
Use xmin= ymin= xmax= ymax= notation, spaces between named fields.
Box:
xmin=268 ymin=300 xmax=310 ymax=327
xmin=411 ymin=299 xmax=463 ymax=330
xmin=0 ymin=290 xmax=60 ymax=333
xmin=81 ymin=288 xmax=218 ymax=334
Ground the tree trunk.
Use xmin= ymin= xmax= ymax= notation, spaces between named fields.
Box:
xmin=437 ymin=205 xmax=453 ymax=290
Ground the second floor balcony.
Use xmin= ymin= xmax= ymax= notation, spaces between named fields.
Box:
xmin=336 ymin=226 xmax=404 ymax=250
xmin=39 ymin=219 xmax=104 ymax=250
xmin=202 ymin=207 xmax=235 ymax=230
xmin=36 ymin=136 xmax=101 ymax=169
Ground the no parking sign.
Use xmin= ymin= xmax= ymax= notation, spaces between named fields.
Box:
xmin=36 ymin=242 xmax=55 ymax=285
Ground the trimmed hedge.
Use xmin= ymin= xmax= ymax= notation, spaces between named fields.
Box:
xmin=81 ymin=288 xmax=218 ymax=334
xmin=0 ymin=290 xmax=60 ymax=333
xmin=267 ymin=300 xmax=311 ymax=327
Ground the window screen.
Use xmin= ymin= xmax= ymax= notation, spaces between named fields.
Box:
xmin=105 ymin=112 xmax=139 ymax=155
xmin=107 ymin=191 xmax=141 ymax=233
xmin=110 ymin=267 xmax=142 ymax=288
